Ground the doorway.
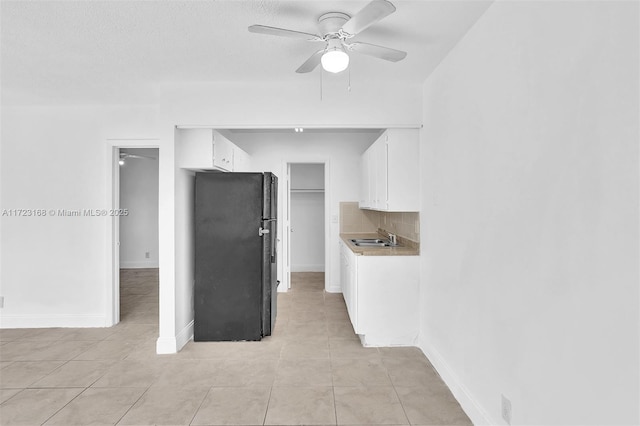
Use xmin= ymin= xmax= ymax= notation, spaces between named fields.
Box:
xmin=287 ymin=163 xmax=325 ymax=292
xmin=106 ymin=140 xmax=159 ymax=327
xmin=118 ymin=148 xmax=159 ymax=325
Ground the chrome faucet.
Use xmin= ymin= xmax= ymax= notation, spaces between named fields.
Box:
xmin=388 ymin=233 xmax=397 ymax=246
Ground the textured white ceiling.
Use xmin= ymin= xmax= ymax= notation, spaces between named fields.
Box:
xmin=1 ymin=0 xmax=492 ymax=105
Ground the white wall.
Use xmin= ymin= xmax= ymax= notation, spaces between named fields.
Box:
xmin=161 ymin=81 xmax=422 ymax=127
xmin=1 ymin=107 xmax=106 ymax=327
xmin=419 ymin=2 xmax=639 ymax=425
xmin=147 ymin=127 xmax=194 ymax=353
xmin=290 ymin=192 xmax=324 ymax=272
xmin=119 ymin=148 xmax=159 ymax=268
xmin=290 ymin=163 xmax=325 ymax=272
xmin=0 ymin=105 xmax=159 ymax=328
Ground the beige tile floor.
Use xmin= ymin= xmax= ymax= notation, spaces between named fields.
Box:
xmin=0 ymin=269 xmax=471 ymax=425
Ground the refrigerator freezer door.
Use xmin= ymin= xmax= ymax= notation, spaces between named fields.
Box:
xmin=195 ymin=172 xmax=265 ymax=341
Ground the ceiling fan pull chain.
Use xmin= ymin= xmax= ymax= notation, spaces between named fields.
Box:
xmin=320 ymin=68 xmax=323 ymax=101
xmin=348 ymin=66 xmax=352 ymax=93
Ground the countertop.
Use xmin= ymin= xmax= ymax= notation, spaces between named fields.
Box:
xmin=340 ymin=233 xmax=420 ymax=256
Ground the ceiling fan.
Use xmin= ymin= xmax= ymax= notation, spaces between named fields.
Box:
xmin=248 ymin=0 xmax=407 ymax=74
xmin=119 ymin=152 xmax=156 ymax=165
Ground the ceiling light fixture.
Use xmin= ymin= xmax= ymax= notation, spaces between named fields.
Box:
xmin=119 ymin=159 xmax=125 ymax=166
xmin=294 ymin=127 xmax=304 ymax=133
xmin=321 ymin=39 xmax=349 ymax=73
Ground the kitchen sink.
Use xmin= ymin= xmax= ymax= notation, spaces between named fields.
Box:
xmin=354 ymin=242 xmax=393 ymax=247
xmin=350 ymin=239 xmax=385 ymax=244
xmin=350 ymin=238 xmax=397 ymax=247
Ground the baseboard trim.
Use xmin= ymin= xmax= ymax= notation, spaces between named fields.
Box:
xmin=419 ymin=338 xmax=494 ymax=425
xmin=155 ymin=336 xmax=177 ymax=354
xmin=176 ymin=320 xmax=194 ymax=351
xmin=120 ymin=260 xmax=159 ymax=269
xmin=326 ymin=285 xmax=342 ymax=293
xmin=155 ymin=320 xmax=194 ymax=354
xmin=0 ymin=314 xmax=106 ymax=328
xmin=362 ymin=332 xmax=419 ymax=347
xmin=291 ymin=264 xmax=325 ymax=272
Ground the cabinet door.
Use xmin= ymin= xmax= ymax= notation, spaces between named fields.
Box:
xmin=375 ymin=137 xmax=388 ymax=210
xmin=370 ymin=144 xmax=379 ymax=208
xmin=357 ymin=255 xmax=419 ymax=346
xmin=234 ymin=146 xmax=251 ymax=172
xmin=178 ymin=129 xmax=214 ymax=169
xmin=340 ymin=243 xmax=350 ymax=300
xmin=358 ymin=129 xmax=418 ymax=212
xmin=359 ymin=150 xmax=370 ymax=208
xmin=349 ymin=249 xmax=359 ymax=333
xmin=213 ymin=134 xmax=234 ymax=171
xmin=340 ymin=242 xmax=358 ymax=332
xmin=385 ymin=129 xmax=419 ymax=211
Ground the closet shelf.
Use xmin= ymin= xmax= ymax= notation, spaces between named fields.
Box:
xmin=290 ymin=189 xmax=325 ymax=193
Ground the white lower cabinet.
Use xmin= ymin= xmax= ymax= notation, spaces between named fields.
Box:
xmin=339 ymin=240 xmax=419 ymax=346
xmin=340 ymin=242 xmax=359 ymax=332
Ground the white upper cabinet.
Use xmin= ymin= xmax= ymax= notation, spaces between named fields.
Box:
xmin=359 ymin=129 xmax=419 ymax=212
xmin=179 ymin=129 xmax=249 ymax=172
xmin=233 ymin=145 xmax=251 ymax=172
xmin=359 ymin=149 xmax=371 ymax=208
xmin=374 ymin=139 xmax=388 ymax=210
xmin=212 ymin=132 xmax=234 ymax=171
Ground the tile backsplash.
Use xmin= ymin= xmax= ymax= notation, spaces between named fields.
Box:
xmin=340 ymin=202 xmax=378 ymax=234
xmin=339 ymin=202 xmax=420 ymax=242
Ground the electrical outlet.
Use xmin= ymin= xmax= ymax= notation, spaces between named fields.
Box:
xmin=0 ymin=296 xmax=4 ymax=308
xmin=145 ymin=252 xmax=150 ymax=259
xmin=501 ymin=394 xmax=512 ymax=425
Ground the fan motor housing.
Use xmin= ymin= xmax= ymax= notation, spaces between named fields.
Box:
xmin=318 ymin=12 xmax=350 ymax=37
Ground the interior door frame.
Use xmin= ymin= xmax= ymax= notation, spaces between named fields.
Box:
xmin=105 ymin=139 xmax=160 ymax=326
xmin=281 ymin=160 xmax=329 ymax=292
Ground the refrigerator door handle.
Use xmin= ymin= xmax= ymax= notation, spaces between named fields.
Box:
xmin=259 ymin=227 xmax=270 ymax=237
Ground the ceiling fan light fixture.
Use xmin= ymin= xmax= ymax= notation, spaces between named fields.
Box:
xmin=321 ymin=39 xmax=349 ymax=73
xmin=250 ymin=1 xmax=406 ymax=75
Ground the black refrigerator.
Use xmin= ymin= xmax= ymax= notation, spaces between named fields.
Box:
xmin=194 ymin=172 xmax=278 ymax=341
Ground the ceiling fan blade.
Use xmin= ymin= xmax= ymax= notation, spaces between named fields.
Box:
xmin=121 ymin=153 xmax=156 ymax=160
xmin=248 ymin=25 xmax=322 ymax=41
xmin=341 ymin=0 xmax=396 ymax=35
xmin=348 ymin=42 xmax=406 ymax=62
xmin=296 ymin=49 xmax=325 ymax=73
